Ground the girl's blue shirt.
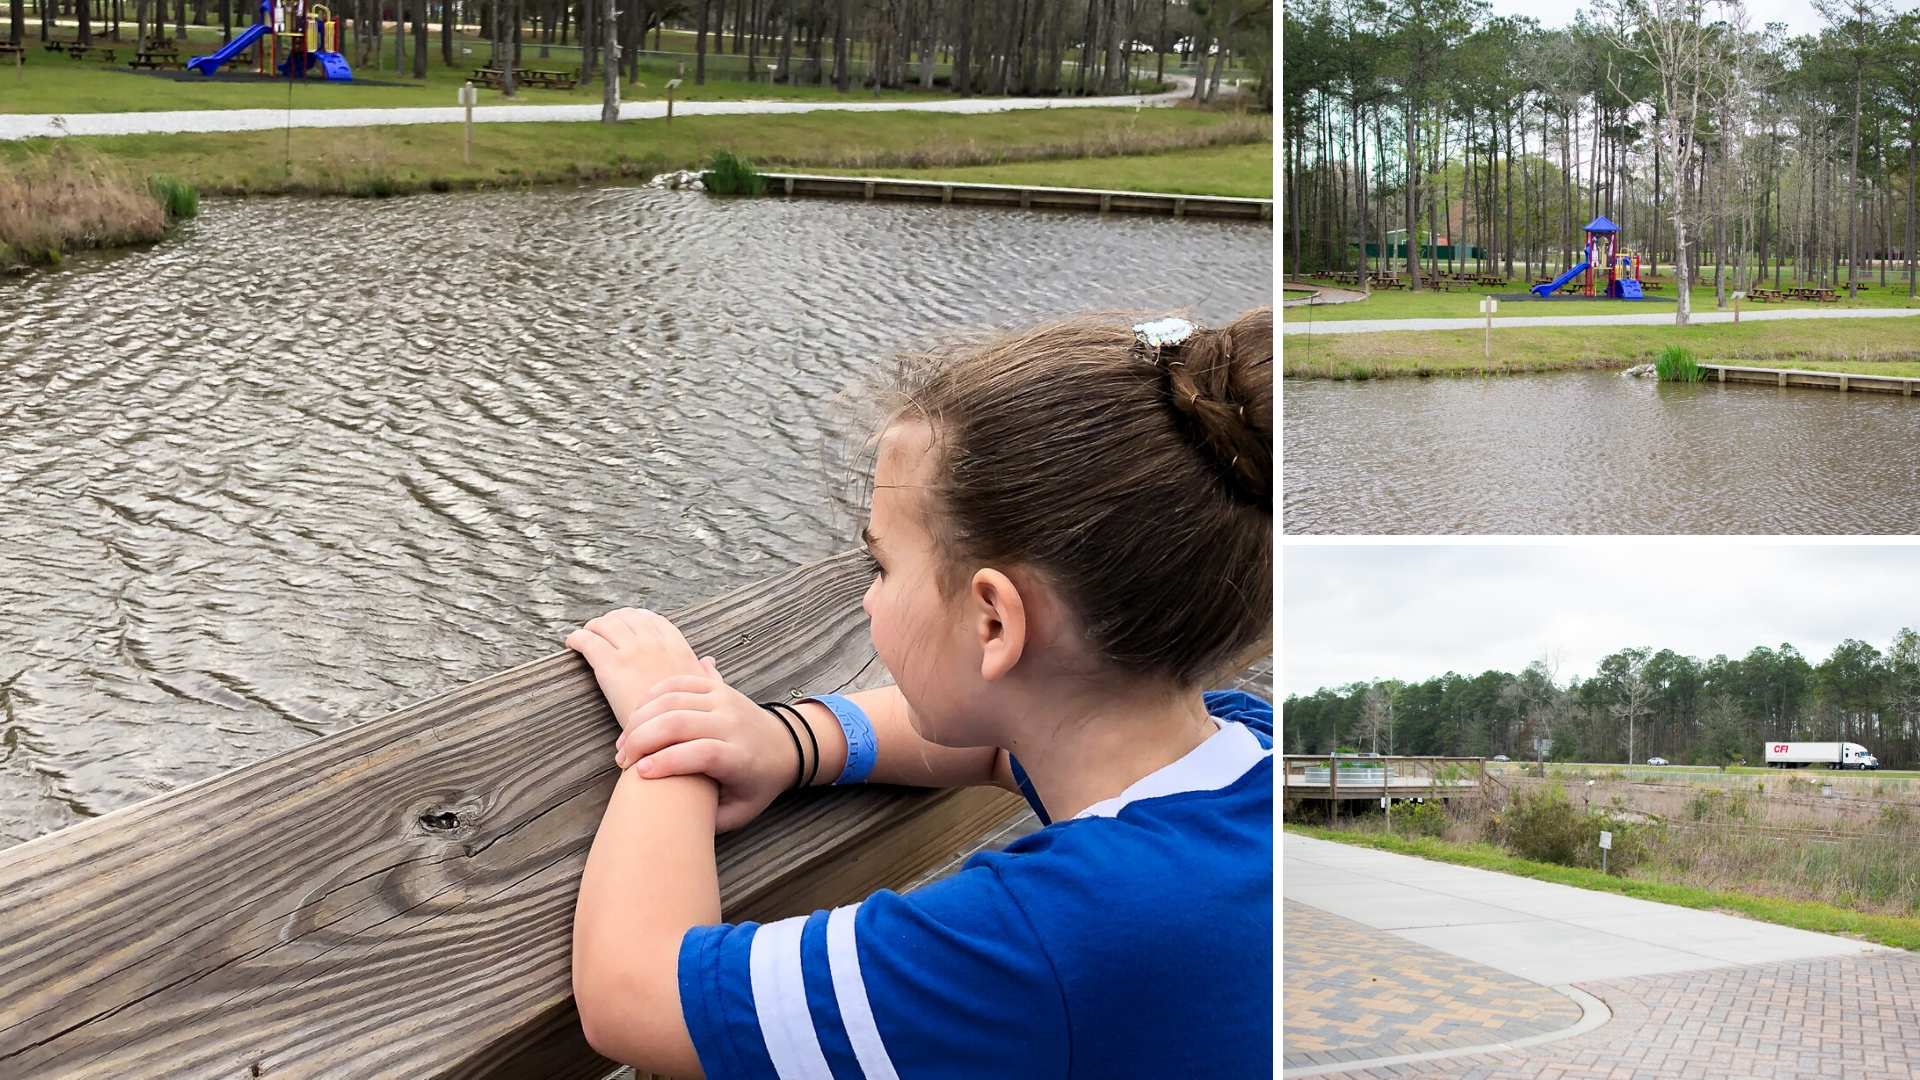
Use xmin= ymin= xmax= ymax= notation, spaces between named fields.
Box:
xmin=676 ymin=689 xmax=1274 ymax=1078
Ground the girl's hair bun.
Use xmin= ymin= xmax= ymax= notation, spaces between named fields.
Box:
xmin=1152 ymin=310 xmax=1272 ymax=511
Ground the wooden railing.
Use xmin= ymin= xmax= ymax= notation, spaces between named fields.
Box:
xmin=0 ymin=552 xmax=1029 ymax=1078
xmin=1280 ymin=755 xmax=1489 ymax=801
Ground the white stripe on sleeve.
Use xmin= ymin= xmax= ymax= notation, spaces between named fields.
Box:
xmin=747 ymin=914 xmax=835 ymax=1080
xmin=826 ymin=904 xmax=902 ymax=1080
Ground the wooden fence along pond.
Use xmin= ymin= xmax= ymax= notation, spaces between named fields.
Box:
xmin=0 ymin=552 xmax=1035 ymax=1079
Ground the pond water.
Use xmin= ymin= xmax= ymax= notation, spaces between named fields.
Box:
xmin=1284 ymin=371 xmax=1920 ymax=534
xmin=0 ymin=188 xmax=1273 ymax=847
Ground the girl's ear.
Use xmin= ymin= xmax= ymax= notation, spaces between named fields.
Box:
xmin=968 ymin=568 xmax=1027 ymax=682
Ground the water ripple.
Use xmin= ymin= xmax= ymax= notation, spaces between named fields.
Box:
xmin=0 ymin=186 xmax=1272 ymax=847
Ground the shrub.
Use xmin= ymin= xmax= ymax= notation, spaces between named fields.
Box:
xmin=702 ymin=150 xmax=767 ymax=195
xmin=1654 ymin=345 xmax=1703 ymax=382
xmin=1388 ymin=800 xmax=1450 ymax=838
xmin=1502 ymin=786 xmax=1587 ymax=866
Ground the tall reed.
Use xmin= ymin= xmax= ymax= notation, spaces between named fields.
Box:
xmin=1654 ymin=345 xmax=1704 ymax=382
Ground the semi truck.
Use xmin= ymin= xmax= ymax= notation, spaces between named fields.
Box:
xmin=1763 ymin=741 xmax=1880 ymax=770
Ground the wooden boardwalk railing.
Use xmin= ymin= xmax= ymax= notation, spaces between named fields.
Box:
xmin=0 ymin=551 xmax=1031 ymax=1079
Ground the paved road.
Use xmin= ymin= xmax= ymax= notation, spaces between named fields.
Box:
xmin=1283 ymin=832 xmax=1916 ymax=1079
xmin=1 ymin=79 xmax=1191 ymax=140
xmin=1281 ymin=306 xmax=1920 ymax=335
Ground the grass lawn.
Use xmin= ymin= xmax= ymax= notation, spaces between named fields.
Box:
xmin=1284 ymin=315 xmax=1920 ymax=379
xmin=806 ymin=141 xmax=1272 ymax=199
xmin=1282 ymin=277 xmax=1920 ymax=321
xmin=0 ymin=107 xmax=1261 ymax=198
xmin=1286 ymin=824 xmax=1920 ymax=951
xmin=0 ymin=42 xmax=964 ymax=113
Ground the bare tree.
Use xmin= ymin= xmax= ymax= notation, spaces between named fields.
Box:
xmin=1359 ymin=685 xmax=1392 ymax=756
xmin=1612 ymin=660 xmax=1655 ymax=764
xmin=1608 ymin=0 xmax=1736 ymax=325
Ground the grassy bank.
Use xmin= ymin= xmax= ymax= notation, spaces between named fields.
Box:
xmin=1288 ymin=824 xmax=1920 ymax=951
xmin=0 ymin=146 xmax=195 ymax=269
xmin=1284 ymin=317 xmax=1920 ymax=379
xmin=1281 ymin=279 xmax=1920 ymax=321
xmin=806 ymin=141 xmax=1271 ymax=199
xmin=0 ymin=107 xmax=1263 ymax=198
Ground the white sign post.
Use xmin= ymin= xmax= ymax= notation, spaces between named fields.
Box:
xmin=665 ymin=77 xmax=683 ymax=123
xmin=459 ymin=81 xmax=478 ymax=164
xmin=1732 ymin=290 xmax=1745 ymax=324
xmin=1599 ymin=829 xmax=1613 ymax=873
xmin=1480 ymin=296 xmax=1498 ymax=362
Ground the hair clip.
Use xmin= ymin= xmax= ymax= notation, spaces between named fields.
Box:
xmin=1132 ymin=317 xmax=1197 ymax=350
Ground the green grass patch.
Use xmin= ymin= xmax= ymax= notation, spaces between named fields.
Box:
xmin=1654 ymin=345 xmax=1702 ymax=382
xmin=0 ymin=107 xmax=1256 ymax=199
xmin=1284 ymin=317 xmax=1920 ymax=380
xmin=1287 ymin=823 xmax=1920 ymax=951
xmin=146 ymin=173 xmax=199 ymax=218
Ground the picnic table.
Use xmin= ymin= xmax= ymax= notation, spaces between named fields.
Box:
xmin=0 ymin=42 xmax=26 ymax=62
xmin=65 ymin=44 xmax=117 ymax=61
xmin=518 ymin=67 xmax=578 ymax=89
xmin=1784 ymin=287 xmax=1839 ymax=303
xmin=1748 ymin=288 xmax=1784 ymax=302
xmin=130 ymin=47 xmax=180 ymax=69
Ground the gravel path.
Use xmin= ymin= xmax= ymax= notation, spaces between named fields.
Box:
xmin=1281 ymin=281 xmax=1368 ymax=308
xmin=1281 ymin=306 xmax=1920 ymax=335
xmin=1 ymin=79 xmax=1191 ymax=140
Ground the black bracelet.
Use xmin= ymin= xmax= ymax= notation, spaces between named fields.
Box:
xmin=766 ymin=701 xmax=821 ymax=788
xmin=759 ymin=704 xmax=806 ymax=792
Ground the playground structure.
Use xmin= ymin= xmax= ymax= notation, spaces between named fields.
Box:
xmin=1530 ymin=215 xmax=1644 ymax=299
xmin=187 ymin=0 xmax=352 ymax=79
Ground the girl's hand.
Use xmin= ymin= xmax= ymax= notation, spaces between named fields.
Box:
xmin=615 ymin=659 xmax=796 ymax=833
xmin=564 ymin=608 xmax=705 ymax=733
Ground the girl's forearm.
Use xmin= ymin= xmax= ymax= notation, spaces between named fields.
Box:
xmin=573 ymin=770 xmax=721 ymax=1073
xmin=793 ymin=686 xmax=1002 ymax=790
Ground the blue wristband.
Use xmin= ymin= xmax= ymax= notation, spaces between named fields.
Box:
xmin=803 ymin=694 xmax=877 ymax=785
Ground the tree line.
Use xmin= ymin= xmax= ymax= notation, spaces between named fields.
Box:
xmin=1284 ymin=630 xmax=1920 ymax=770
xmin=12 ymin=0 xmax=1267 ymax=107
xmin=1284 ymin=0 xmax=1920 ymax=323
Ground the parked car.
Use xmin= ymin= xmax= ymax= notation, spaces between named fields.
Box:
xmin=1492 ymin=754 xmax=1510 ymax=762
xmin=1646 ymin=757 xmax=1669 ymax=766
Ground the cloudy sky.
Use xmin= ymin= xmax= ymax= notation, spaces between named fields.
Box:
xmin=1486 ymin=0 xmax=1824 ymax=36
xmin=1283 ymin=545 xmax=1920 ymax=695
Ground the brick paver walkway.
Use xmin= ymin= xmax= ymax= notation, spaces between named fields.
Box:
xmin=1284 ymin=901 xmax=1584 ymax=1071
xmin=1300 ymin=948 xmax=1920 ymax=1079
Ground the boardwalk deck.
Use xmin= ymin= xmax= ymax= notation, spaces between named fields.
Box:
xmin=0 ymin=551 xmax=1032 ymax=1078
xmin=1282 ymin=756 xmax=1488 ymax=802
xmin=1697 ymin=362 xmax=1920 ymax=396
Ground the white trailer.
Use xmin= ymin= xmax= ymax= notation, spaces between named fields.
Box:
xmin=1763 ymin=741 xmax=1880 ymax=770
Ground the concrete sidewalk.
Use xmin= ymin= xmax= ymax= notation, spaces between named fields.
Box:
xmin=1283 ymin=832 xmax=1918 ymax=1079
xmin=1280 ymin=306 xmax=1920 ymax=335
xmin=0 ymin=79 xmax=1190 ymax=141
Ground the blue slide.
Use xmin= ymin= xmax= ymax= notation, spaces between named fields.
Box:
xmin=311 ymin=51 xmax=352 ymax=80
xmin=1530 ymin=260 xmax=1589 ymax=297
xmin=186 ymin=22 xmax=269 ymax=76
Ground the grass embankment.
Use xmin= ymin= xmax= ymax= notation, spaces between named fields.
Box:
xmin=1495 ymin=761 xmax=1920 ymax=783
xmin=0 ymin=146 xmax=197 ymax=269
xmin=1288 ymin=823 xmax=1920 ymax=952
xmin=1282 ymin=279 xmax=1920 ymax=321
xmin=802 ymin=116 xmax=1271 ymax=198
xmin=1284 ymin=317 xmax=1920 ymax=380
xmin=0 ymin=107 xmax=1268 ymax=198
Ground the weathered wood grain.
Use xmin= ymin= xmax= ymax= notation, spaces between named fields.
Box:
xmin=0 ymin=551 xmax=1028 ymax=1079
